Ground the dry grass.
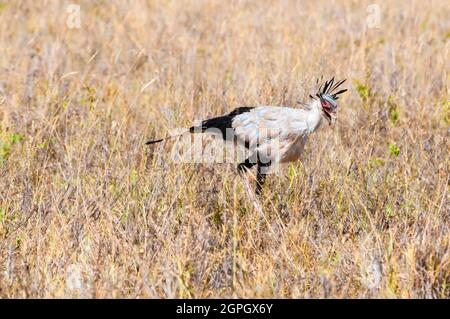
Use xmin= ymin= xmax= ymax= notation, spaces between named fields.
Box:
xmin=0 ymin=0 xmax=449 ymax=298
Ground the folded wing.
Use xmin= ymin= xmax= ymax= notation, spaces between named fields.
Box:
xmin=232 ymin=106 xmax=309 ymax=155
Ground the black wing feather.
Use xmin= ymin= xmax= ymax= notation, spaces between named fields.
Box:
xmin=189 ymin=107 xmax=254 ymax=139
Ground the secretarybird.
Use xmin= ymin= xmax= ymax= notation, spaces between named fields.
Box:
xmin=146 ymin=77 xmax=347 ymax=194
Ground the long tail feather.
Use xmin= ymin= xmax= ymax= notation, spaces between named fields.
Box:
xmin=145 ymin=138 xmax=165 ymax=145
xmin=146 ymin=107 xmax=253 ymax=146
xmin=145 ymin=132 xmax=187 ymax=145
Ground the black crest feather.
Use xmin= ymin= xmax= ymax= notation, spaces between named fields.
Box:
xmin=316 ymin=77 xmax=347 ymax=100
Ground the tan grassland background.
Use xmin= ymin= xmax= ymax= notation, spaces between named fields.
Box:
xmin=0 ymin=0 xmax=449 ymax=298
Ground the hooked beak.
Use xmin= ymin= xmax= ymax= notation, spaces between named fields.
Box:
xmin=322 ymin=107 xmax=337 ymax=124
xmin=329 ymin=111 xmax=337 ymax=124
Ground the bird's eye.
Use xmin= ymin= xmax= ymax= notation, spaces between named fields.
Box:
xmin=321 ymin=100 xmax=330 ymax=108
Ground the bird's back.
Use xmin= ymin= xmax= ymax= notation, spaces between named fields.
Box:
xmin=232 ymin=106 xmax=308 ymax=141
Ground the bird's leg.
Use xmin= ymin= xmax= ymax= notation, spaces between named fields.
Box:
xmin=256 ymin=158 xmax=271 ymax=195
xmin=237 ymin=154 xmax=257 ymax=173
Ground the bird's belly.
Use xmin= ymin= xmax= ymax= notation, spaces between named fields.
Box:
xmin=279 ymin=135 xmax=307 ymax=163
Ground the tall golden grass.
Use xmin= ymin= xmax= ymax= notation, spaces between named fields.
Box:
xmin=0 ymin=0 xmax=448 ymax=298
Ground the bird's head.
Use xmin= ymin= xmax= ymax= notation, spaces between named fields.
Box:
xmin=310 ymin=77 xmax=347 ymax=124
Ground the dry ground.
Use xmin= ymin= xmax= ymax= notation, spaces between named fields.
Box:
xmin=0 ymin=0 xmax=449 ymax=298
